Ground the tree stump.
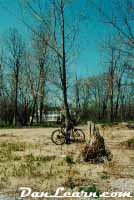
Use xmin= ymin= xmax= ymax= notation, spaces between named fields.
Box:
xmin=82 ymin=127 xmax=112 ymax=163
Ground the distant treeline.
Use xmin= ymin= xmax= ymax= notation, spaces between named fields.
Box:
xmin=0 ymin=28 xmax=134 ymax=126
xmin=74 ymin=74 xmax=134 ymax=123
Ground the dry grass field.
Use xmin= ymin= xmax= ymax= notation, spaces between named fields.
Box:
xmin=0 ymin=124 xmax=134 ymax=199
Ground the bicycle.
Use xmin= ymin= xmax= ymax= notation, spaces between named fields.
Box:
xmin=51 ymin=123 xmax=85 ymax=145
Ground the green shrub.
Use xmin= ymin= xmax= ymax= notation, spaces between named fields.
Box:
xmin=65 ymin=177 xmax=75 ymax=189
xmin=121 ymin=138 xmax=134 ymax=149
xmin=127 ymin=138 xmax=134 ymax=145
xmin=65 ymin=155 xmax=75 ymax=164
xmin=79 ymin=184 xmax=100 ymax=198
xmin=13 ymin=155 xmax=22 ymax=161
xmin=99 ymin=171 xmax=110 ymax=180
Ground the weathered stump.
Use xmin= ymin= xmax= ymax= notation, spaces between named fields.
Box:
xmin=82 ymin=127 xmax=112 ymax=163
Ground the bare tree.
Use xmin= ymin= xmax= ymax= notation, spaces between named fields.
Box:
xmin=89 ymin=0 xmax=134 ymax=69
xmin=32 ymin=27 xmax=50 ymax=124
xmin=5 ymin=28 xmax=25 ymax=126
xmin=19 ymin=0 xmax=83 ymax=135
xmin=73 ymin=75 xmax=81 ymax=114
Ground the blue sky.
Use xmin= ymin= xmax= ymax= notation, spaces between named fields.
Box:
xmin=0 ymin=0 xmax=113 ymax=78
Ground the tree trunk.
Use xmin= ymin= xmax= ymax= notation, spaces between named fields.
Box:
xmin=61 ymin=0 xmax=71 ymax=140
xmin=110 ymin=91 xmax=113 ymax=122
xmin=115 ymin=80 xmax=121 ymax=120
xmin=30 ymin=97 xmax=37 ymax=125
xmin=14 ymin=59 xmax=19 ymax=126
xmin=75 ymin=76 xmax=80 ymax=114
xmin=109 ymin=49 xmax=115 ymax=122
xmin=39 ymin=63 xmax=45 ymax=124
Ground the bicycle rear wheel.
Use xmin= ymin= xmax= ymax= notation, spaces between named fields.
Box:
xmin=73 ymin=129 xmax=85 ymax=143
xmin=51 ymin=129 xmax=65 ymax=145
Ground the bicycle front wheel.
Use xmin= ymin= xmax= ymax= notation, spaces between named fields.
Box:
xmin=51 ymin=129 xmax=65 ymax=145
xmin=73 ymin=129 xmax=85 ymax=143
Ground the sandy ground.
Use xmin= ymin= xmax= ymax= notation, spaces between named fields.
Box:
xmin=0 ymin=124 xmax=134 ymax=200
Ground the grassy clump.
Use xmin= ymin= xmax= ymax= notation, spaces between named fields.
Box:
xmin=12 ymin=161 xmax=42 ymax=177
xmin=0 ymin=142 xmax=26 ymax=162
xmin=127 ymin=138 xmax=134 ymax=146
xmin=65 ymin=155 xmax=75 ymax=164
xmin=64 ymin=177 xmax=76 ymax=189
xmin=79 ymin=184 xmax=100 ymax=198
xmin=121 ymin=138 xmax=134 ymax=149
xmin=0 ymin=142 xmax=26 ymax=152
xmin=99 ymin=171 xmax=110 ymax=180
xmin=24 ymin=153 xmax=56 ymax=163
xmin=11 ymin=153 xmax=56 ymax=177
